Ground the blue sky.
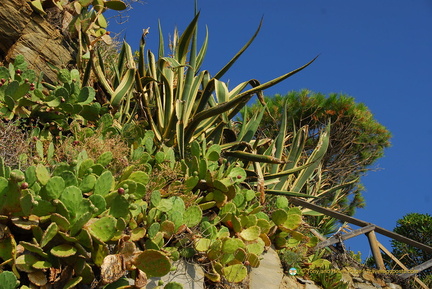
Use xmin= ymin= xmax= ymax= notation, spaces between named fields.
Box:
xmin=108 ymin=1 xmax=432 ymax=260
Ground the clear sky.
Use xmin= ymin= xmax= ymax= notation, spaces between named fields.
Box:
xmin=107 ymin=1 xmax=432 ymax=261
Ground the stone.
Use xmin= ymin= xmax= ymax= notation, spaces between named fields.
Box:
xmin=280 ymin=276 xmax=304 ymax=289
xmin=348 ymin=266 xmax=361 ymax=277
xmin=249 ymin=247 xmax=284 ymax=289
xmin=361 ymin=270 xmax=375 ymax=282
xmin=146 ymin=260 xmax=205 ymax=289
xmin=374 ymin=277 xmax=386 ymax=287
xmin=304 ymin=283 xmax=322 ymax=289
xmin=340 ymin=270 xmax=353 ymax=286
xmin=386 ymin=283 xmax=402 ymax=289
xmin=0 ymin=0 xmax=74 ymax=82
xmin=296 ymin=277 xmax=314 ymax=284
xmin=355 ymin=283 xmax=379 ymax=289
xmin=353 ymin=277 xmax=365 ymax=283
xmin=372 ymin=281 xmax=382 ymax=288
xmin=0 ymin=0 xmax=33 ymax=52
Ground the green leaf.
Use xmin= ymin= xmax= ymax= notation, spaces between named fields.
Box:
xmin=183 ymin=205 xmax=202 ymax=227
xmin=32 ymin=260 xmax=52 ymax=269
xmin=214 ymin=19 xmax=262 ymax=80
xmin=63 ymin=276 xmax=83 ymax=289
xmin=157 ymin=199 xmax=173 ymax=212
xmin=51 ymin=213 xmax=70 ymax=231
xmin=222 ymin=264 xmax=247 ymax=283
xmin=104 ymin=0 xmax=127 ymax=10
xmin=291 ymin=123 xmax=330 ymax=193
xmin=128 ymin=171 xmax=149 ymax=185
xmin=271 ymin=209 xmax=288 ymax=226
xmin=30 ymin=0 xmax=46 ymax=14
xmin=88 ymin=216 xmax=117 ymax=242
xmin=222 ymin=238 xmax=245 ymax=254
xmin=164 ymin=282 xmax=184 ymax=289
xmin=77 ymin=86 xmax=95 ymax=104
xmin=0 ymin=271 xmax=18 ymax=288
xmin=58 ymin=69 xmax=71 ymax=83
xmin=109 ymin=195 xmax=129 ymax=219
xmin=35 ymin=164 xmax=50 ymax=185
xmin=110 ymin=68 xmax=136 ymax=109
xmin=94 ymin=171 xmax=113 ymax=196
xmin=40 ymin=222 xmax=58 ymax=247
xmin=44 ymin=176 xmax=65 ymax=200
xmin=133 ymin=250 xmax=171 ymax=277
xmin=50 ymin=244 xmax=77 ymax=257
xmin=239 ymin=226 xmax=261 ymax=241
xmin=195 ymin=238 xmax=212 ymax=252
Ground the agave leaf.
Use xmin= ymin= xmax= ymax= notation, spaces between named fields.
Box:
xmin=92 ymin=52 xmax=115 ymax=95
xmin=237 ymin=105 xmax=267 ymax=143
xmin=196 ymin=26 xmax=209 ymax=71
xmin=182 ymin=71 xmax=206 ymax=123
xmin=194 ymin=78 xmax=216 ymax=117
xmin=291 ymin=123 xmax=330 ymax=193
xmin=271 ymin=100 xmax=288 ymax=174
xmin=264 ymin=163 xmax=314 ymax=180
xmin=287 ymin=126 xmax=308 ymax=169
xmin=176 ymin=13 xmax=200 ymax=65
xmin=274 ymin=126 xmax=308 ymax=191
xmin=265 ymin=190 xmax=317 ymax=198
xmin=158 ymin=20 xmax=164 ymax=59
xmin=110 ymin=68 xmax=136 ymax=109
xmin=253 ymin=160 xmax=266 ymax=204
xmin=236 ymin=56 xmax=319 ymax=105
xmin=214 ymin=18 xmax=263 ymax=80
xmin=319 ymin=178 xmax=359 ymax=202
xmin=115 ymin=41 xmax=129 ymax=85
xmin=184 ymin=81 xmax=257 ymax=143
xmin=224 ymin=151 xmax=284 ymax=164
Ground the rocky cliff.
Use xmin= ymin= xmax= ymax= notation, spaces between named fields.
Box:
xmin=0 ymin=0 xmax=75 ymax=82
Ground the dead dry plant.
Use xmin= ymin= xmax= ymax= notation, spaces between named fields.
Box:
xmin=0 ymin=120 xmax=32 ymax=169
xmin=54 ymin=131 xmax=130 ymax=176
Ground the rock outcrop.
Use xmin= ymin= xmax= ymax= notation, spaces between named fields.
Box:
xmin=0 ymin=0 xmax=75 ymax=82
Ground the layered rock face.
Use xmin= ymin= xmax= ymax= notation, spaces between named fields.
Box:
xmin=0 ymin=0 xmax=75 ymax=82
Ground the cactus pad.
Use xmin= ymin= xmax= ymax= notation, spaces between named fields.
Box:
xmin=0 ymin=271 xmax=19 ymax=288
xmin=87 ymin=216 xmax=117 ymax=242
xmin=133 ymin=249 xmax=171 ymax=277
xmin=50 ymin=244 xmax=77 ymax=257
xmin=222 ymin=264 xmax=247 ymax=283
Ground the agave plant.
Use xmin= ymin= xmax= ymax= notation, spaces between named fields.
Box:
xmin=89 ymin=12 xmax=317 ymax=159
xmin=224 ymin=100 xmax=331 ymax=204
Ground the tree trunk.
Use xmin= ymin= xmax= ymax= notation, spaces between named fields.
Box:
xmin=0 ymin=0 xmax=75 ymax=82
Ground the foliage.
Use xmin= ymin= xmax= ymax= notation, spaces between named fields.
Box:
xmin=0 ymin=52 xmax=330 ymax=287
xmin=242 ymin=90 xmax=391 ymax=216
xmin=0 ymin=2 xmax=391 ymax=288
xmin=89 ymin=15 xmax=317 ymax=160
xmin=390 ymin=213 xmax=432 ymax=279
xmin=364 ymin=213 xmax=432 ymax=288
xmin=0 ymin=55 xmax=111 ymax=140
